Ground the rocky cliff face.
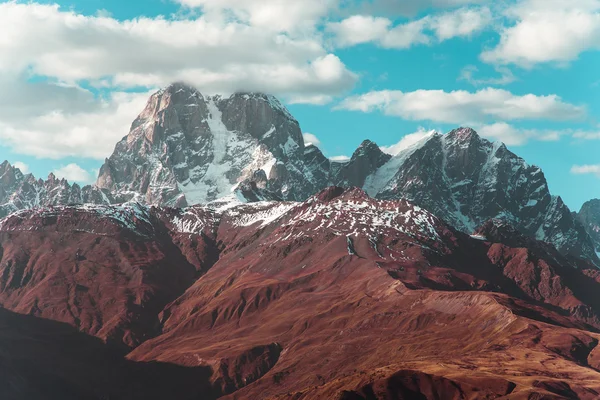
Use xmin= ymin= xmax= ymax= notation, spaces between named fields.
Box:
xmin=0 ymin=83 xmax=596 ymax=263
xmin=577 ymin=199 xmax=600 ymax=252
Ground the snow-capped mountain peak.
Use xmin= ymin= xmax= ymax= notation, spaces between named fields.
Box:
xmin=96 ymin=82 xmax=308 ymax=206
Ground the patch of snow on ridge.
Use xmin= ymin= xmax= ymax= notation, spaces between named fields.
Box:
xmin=470 ymin=234 xmax=488 ymax=241
xmin=280 ymin=196 xmax=444 ymax=244
xmin=227 ymin=202 xmax=297 ymax=228
xmin=170 ymin=209 xmax=212 ymax=234
xmin=0 ymin=203 xmax=153 ymax=233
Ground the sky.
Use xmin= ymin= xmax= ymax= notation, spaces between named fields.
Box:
xmin=0 ymin=0 xmax=598 ymax=211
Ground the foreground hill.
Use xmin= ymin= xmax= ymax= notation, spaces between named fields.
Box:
xmin=1 ymin=187 xmax=600 ymax=399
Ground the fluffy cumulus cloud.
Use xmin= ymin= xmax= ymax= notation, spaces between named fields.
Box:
xmin=327 ymin=15 xmax=393 ymax=47
xmin=52 ymin=163 xmax=95 ymax=184
xmin=428 ymin=6 xmax=492 ymax=41
xmin=0 ymin=85 xmax=151 ymax=159
xmin=571 ymin=164 xmax=600 ymax=177
xmin=0 ymin=2 xmax=356 ymax=100
xmin=481 ymin=0 xmax=600 ymax=67
xmin=328 ymin=7 xmax=492 ymax=49
xmin=336 ymin=88 xmax=585 ymax=125
xmin=380 ymin=128 xmax=436 ymax=154
xmin=303 ymin=132 xmax=322 ymax=146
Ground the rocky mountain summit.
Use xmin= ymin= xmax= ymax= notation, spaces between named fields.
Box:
xmin=0 ymin=82 xmax=596 ymax=263
xmin=96 ymin=82 xmax=331 ymax=206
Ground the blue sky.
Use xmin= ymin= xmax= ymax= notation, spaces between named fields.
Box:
xmin=0 ymin=0 xmax=599 ymax=211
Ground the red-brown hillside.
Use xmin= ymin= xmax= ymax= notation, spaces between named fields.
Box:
xmin=1 ymin=188 xmax=600 ymax=399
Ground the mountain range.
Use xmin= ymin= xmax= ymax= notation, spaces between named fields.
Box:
xmin=0 ymin=82 xmax=598 ymax=263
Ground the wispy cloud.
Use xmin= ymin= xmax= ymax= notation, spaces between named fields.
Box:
xmin=571 ymin=164 xmax=600 ymax=177
xmin=330 ymin=155 xmax=351 ymax=162
xmin=475 ymin=122 xmax=567 ymax=146
xmin=336 ymin=88 xmax=585 ymax=124
xmin=459 ymin=65 xmax=517 ymax=86
xmin=573 ymin=131 xmax=600 ymax=140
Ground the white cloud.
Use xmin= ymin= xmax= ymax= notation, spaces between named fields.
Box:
xmin=175 ymin=0 xmax=337 ymax=33
xmin=327 ymin=15 xmax=393 ymax=47
xmin=330 ymin=155 xmax=351 ymax=162
xmin=303 ymin=132 xmax=321 ymax=146
xmin=380 ymin=128 xmax=436 ymax=154
xmin=0 ymin=89 xmax=151 ymax=159
xmin=428 ymin=6 xmax=492 ymax=41
xmin=0 ymin=2 xmax=356 ymax=102
xmin=378 ymin=19 xmax=432 ymax=49
xmin=288 ymin=94 xmax=333 ymax=105
xmin=481 ymin=0 xmax=600 ymax=67
xmin=52 ymin=163 xmax=94 ymax=184
xmin=328 ymin=7 xmax=492 ymax=49
xmin=571 ymin=164 xmax=600 ymax=177
xmin=336 ymin=88 xmax=585 ymax=124
xmin=573 ymin=131 xmax=600 ymax=139
xmin=475 ymin=122 xmax=566 ymax=146
xmin=13 ymin=162 xmax=29 ymax=174
xmin=459 ymin=65 xmax=516 ymax=86
xmin=465 ymin=124 xmax=600 ymax=146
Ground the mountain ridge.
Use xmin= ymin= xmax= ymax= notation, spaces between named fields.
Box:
xmin=2 ymin=186 xmax=600 ymax=398
xmin=0 ymin=82 xmax=596 ymax=264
